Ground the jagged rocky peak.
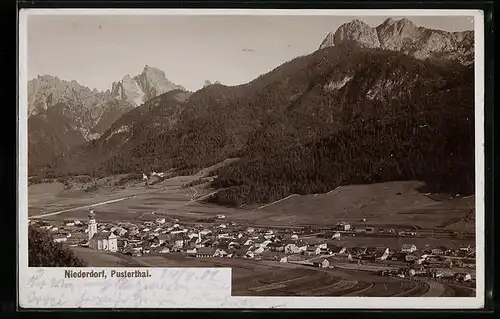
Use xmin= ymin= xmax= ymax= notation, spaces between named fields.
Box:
xmin=111 ymin=65 xmax=186 ymax=106
xmin=320 ymin=19 xmax=380 ymax=50
xmin=319 ymin=17 xmax=474 ymax=66
xmin=203 ymin=80 xmax=221 ymax=88
xmin=27 ymin=75 xmax=110 ymax=116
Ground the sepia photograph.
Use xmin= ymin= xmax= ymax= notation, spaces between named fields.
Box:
xmin=20 ymin=9 xmax=483 ymax=304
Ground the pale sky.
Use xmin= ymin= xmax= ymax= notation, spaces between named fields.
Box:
xmin=27 ymin=14 xmax=474 ymax=92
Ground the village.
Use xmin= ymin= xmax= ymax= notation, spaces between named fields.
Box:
xmin=29 ymin=209 xmax=476 ymax=285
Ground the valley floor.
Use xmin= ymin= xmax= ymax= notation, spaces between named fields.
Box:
xmin=28 ymin=170 xmax=476 ymax=297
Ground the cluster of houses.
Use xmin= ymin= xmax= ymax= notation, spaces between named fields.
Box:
xmin=379 ymin=267 xmax=473 ymax=282
xmin=30 ymin=212 xmax=476 ymax=281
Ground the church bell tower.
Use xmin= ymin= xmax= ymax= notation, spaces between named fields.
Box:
xmin=88 ymin=210 xmax=97 ymax=241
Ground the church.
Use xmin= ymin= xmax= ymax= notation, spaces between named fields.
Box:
xmin=88 ymin=210 xmax=118 ymax=252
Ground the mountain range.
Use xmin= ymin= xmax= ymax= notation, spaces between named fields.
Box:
xmin=319 ymin=18 xmax=474 ymax=66
xmin=29 ymin=18 xmax=475 ymax=207
xmin=28 ymin=65 xmax=186 ymax=169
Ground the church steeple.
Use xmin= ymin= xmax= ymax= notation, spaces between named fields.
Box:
xmin=88 ymin=209 xmax=97 ymax=242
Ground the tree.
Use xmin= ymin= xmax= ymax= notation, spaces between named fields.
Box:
xmin=28 ymin=225 xmax=86 ymax=267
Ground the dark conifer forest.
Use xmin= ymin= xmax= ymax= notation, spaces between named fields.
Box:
xmin=32 ymin=43 xmax=475 ymax=207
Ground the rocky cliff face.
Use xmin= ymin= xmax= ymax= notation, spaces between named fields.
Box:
xmin=28 ymin=75 xmax=110 ymax=117
xmin=111 ymin=65 xmax=185 ymax=106
xmin=319 ymin=18 xmax=474 ymax=65
xmin=203 ymin=80 xmax=221 ymax=88
xmin=28 ymin=75 xmax=132 ymax=141
xmin=27 ymin=65 xmax=185 ymax=170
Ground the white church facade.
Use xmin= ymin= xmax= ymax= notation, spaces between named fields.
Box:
xmin=87 ymin=210 xmax=118 ymax=252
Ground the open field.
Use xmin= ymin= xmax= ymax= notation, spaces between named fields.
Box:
xmin=33 ymin=172 xmax=476 ymax=297
xmin=70 ymin=247 xmax=474 ymax=297
xmin=29 ymin=177 xmax=474 ymax=233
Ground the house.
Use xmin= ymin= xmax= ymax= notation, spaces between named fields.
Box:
xmin=284 ymin=241 xmax=307 ymax=254
xmin=268 ymin=242 xmax=285 ymax=252
xmin=437 ymin=246 xmax=452 ymax=255
xmin=253 ymin=246 xmax=265 ymax=254
xmin=186 ymin=247 xmax=197 ymax=255
xmin=454 ymin=273 xmax=472 ymax=282
xmin=311 ymin=257 xmax=331 ymax=268
xmin=296 ymin=241 xmax=308 ymax=252
xmin=233 ymin=248 xmax=248 ymax=258
xmin=228 ymin=241 xmax=241 ymax=249
xmin=350 ymin=247 xmax=368 ymax=256
xmin=261 ymin=240 xmax=273 ymax=248
xmin=187 ymin=238 xmax=198 ymax=249
xmin=158 ymin=234 xmax=170 ymax=245
xmin=196 ymin=247 xmax=216 ymax=257
xmin=330 ymin=245 xmax=347 ymax=255
xmin=365 ymin=227 xmax=375 ymax=234
xmin=260 ymin=251 xmax=277 ymax=261
xmin=200 ymin=229 xmax=212 ymax=236
xmin=246 ymin=227 xmax=255 ymax=233
xmin=305 ymin=246 xmax=318 ymax=256
xmin=187 ymin=233 xmax=199 ymax=240
xmin=290 ymin=234 xmax=299 ymax=240
xmin=375 ymin=248 xmax=390 ymax=261
xmin=173 ymin=234 xmax=189 ymax=249
xmin=318 ymin=247 xmax=330 ymax=255
xmin=405 ymin=253 xmax=422 ymax=263
xmin=245 ymin=250 xmax=255 ymax=259
xmin=390 ymin=252 xmax=407 ymax=261
xmin=113 ymin=227 xmax=127 ymax=236
xmin=336 ymin=222 xmax=351 ymax=231
xmin=336 ymin=253 xmax=352 ymax=261
xmin=200 ymin=238 xmax=215 ymax=247
xmin=53 ymin=235 xmax=67 ymax=243
xmin=159 ymin=247 xmax=170 ymax=254
xmin=89 ymin=232 xmax=118 ymax=252
xmin=217 ymin=233 xmax=230 ymax=239
xmin=331 ymin=232 xmax=341 ymax=240
xmin=401 ymin=244 xmax=417 ymax=253
xmin=431 ymin=248 xmax=444 ymax=256
xmin=214 ymin=248 xmax=228 ymax=257
xmin=279 ymin=256 xmax=288 ymax=263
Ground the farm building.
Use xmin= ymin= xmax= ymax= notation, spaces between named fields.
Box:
xmin=52 ymin=235 xmax=67 ymax=243
xmin=330 ymin=245 xmax=347 ymax=255
xmin=431 ymin=248 xmax=444 ymax=255
xmin=196 ymin=247 xmax=216 ymax=257
xmin=312 ymin=258 xmax=331 ymax=268
xmin=336 ymin=222 xmax=351 ymax=231
xmin=401 ymin=244 xmax=417 ymax=253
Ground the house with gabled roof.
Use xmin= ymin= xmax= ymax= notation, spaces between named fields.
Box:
xmin=214 ymin=248 xmax=228 ymax=257
xmin=305 ymin=246 xmax=320 ymax=256
xmin=196 ymin=247 xmax=216 ymax=257
xmin=330 ymin=245 xmax=347 ymax=255
xmin=401 ymin=244 xmax=417 ymax=253
xmin=89 ymin=231 xmax=118 ymax=252
xmin=349 ymin=246 xmax=368 ymax=256
xmin=268 ymin=241 xmax=285 ymax=252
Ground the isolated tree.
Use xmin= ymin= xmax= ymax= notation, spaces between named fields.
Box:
xmin=28 ymin=225 xmax=86 ymax=267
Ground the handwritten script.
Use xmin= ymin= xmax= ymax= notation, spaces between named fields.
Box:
xmin=21 ymin=268 xmax=238 ymax=308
